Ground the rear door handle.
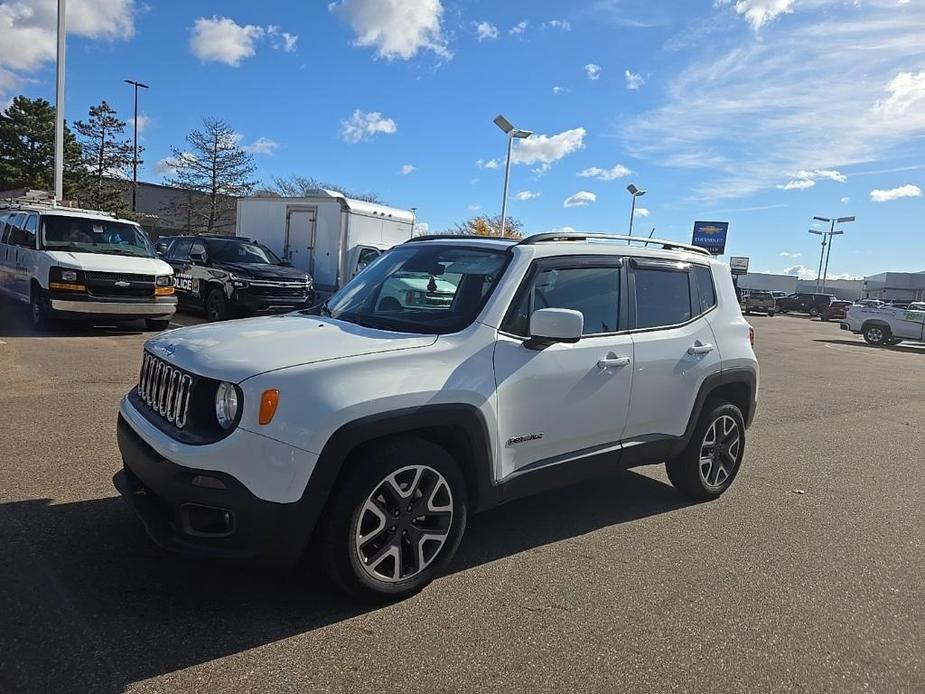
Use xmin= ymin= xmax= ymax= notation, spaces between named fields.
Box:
xmin=598 ymin=355 xmax=631 ymax=369
xmin=687 ymin=343 xmax=714 ymax=355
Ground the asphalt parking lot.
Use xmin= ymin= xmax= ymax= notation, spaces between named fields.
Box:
xmin=1 ymin=303 xmax=923 ymax=693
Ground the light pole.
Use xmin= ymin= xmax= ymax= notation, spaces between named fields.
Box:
xmin=808 ymin=228 xmax=826 ymax=292
xmin=54 ymin=0 xmax=66 ymax=202
xmin=812 ymin=215 xmax=855 ymax=293
xmin=124 ymin=79 xmax=149 ymax=212
xmin=626 ymin=183 xmax=646 ymax=244
xmin=493 ymin=115 xmax=532 ymax=237
xmin=410 ymin=207 xmax=417 ymax=236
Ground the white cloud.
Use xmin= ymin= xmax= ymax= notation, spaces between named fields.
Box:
xmin=625 ymin=69 xmax=645 ymax=90
xmin=190 ymin=17 xmax=265 ymax=66
xmin=267 ymin=25 xmax=298 ymax=52
xmin=476 ymin=158 xmax=501 ymax=169
xmin=154 ymin=151 xmax=195 ymax=178
xmin=840 ymin=196 xmax=851 ymax=203
xmin=784 ymin=263 xmax=815 ymax=279
xmin=716 ymin=0 xmax=797 ymax=31
xmin=400 ymin=163 xmax=416 ymax=175
xmin=625 ymin=3 xmax=925 ymax=199
xmin=511 ymin=127 xmax=586 ymax=173
xmin=779 ymin=251 xmax=801 ymax=257
xmin=509 ymin=20 xmax=528 ymax=37
xmin=467 ymin=203 xmax=481 ymax=211
xmin=412 ymin=221 xmax=430 ymax=236
xmin=0 ymin=0 xmax=136 ymax=94
xmin=340 ymin=109 xmax=397 ymax=143
xmin=564 ymin=191 xmax=596 ymax=208
xmin=329 ymin=0 xmax=449 ymax=60
xmin=552 ymin=85 xmax=568 ymax=94
xmin=514 ymin=191 xmax=541 ymax=200
xmin=470 ymin=178 xmax=480 ymax=185
xmin=869 ymin=184 xmax=922 ymax=202
xmin=776 ymin=179 xmax=815 ymax=190
xmin=634 ymin=207 xmax=650 ymax=217
xmin=545 ymin=19 xmax=571 ymax=31
xmin=243 ymin=137 xmax=279 ymax=155
xmin=578 ymin=164 xmax=632 ymax=180
xmin=474 ymin=20 xmax=498 ymax=41
xmin=584 ymin=63 xmax=601 ymax=80
xmin=873 ymin=70 xmax=925 ymax=116
xmin=129 ymin=113 xmax=150 ymax=135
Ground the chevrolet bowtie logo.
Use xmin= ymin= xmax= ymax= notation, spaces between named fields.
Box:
xmin=114 ymin=280 xmax=131 ymax=287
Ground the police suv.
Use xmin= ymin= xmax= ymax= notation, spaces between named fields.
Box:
xmin=115 ymin=232 xmax=758 ymax=600
xmin=0 ymin=196 xmax=176 ymax=330
xmin=157 ymin=235 xmax=314 ymax=321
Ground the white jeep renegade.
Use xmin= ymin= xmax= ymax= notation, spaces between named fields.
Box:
xmin=114 ymin=233 xmax=758 ymax=599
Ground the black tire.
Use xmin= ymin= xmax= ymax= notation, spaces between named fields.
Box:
xmin=666 ymin=402 xmax=745 ymax=501
xmin=378 ymin=296 xmax=403 ymax=312
xmin=809 ymin=307 xmax=820 ymax=317
xmin=145 ymin=319 xmax=171 ymax=332
xmin=205 ymin=287 xmax=229 ymax=321
xmin=317 ymin=437 xmax=468 ymax=601
xmin=30 ymin=288 xmax=54 ymax=332
xmin=862 ymin=323 xmax=890 ymax=346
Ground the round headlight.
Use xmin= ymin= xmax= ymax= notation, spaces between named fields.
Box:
xmin=215 ymin=382 xmax=239 ymax=429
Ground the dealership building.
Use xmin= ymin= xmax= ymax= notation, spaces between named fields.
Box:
xmin=736 ymin=270 xmax=925 ymax=302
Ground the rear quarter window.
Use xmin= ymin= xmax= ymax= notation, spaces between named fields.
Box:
xmin=634 ymin=267 xmax=692 ymax=329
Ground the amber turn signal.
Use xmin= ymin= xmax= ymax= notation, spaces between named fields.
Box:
xmin=155 ymin=285 xmax=175 ymax=296
xmin=259 ymin=389 xmax=280 ymax=425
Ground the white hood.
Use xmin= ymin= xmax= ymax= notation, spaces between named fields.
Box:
xmin=145 ymin=314 xmax=437 ymax=383
xmin=45 ymin=251 xmax=172 ymax=276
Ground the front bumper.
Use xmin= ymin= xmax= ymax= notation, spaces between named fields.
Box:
xmin=48 ymin=294 xmax=177 ymax=320
xmin=232 ymin=286 xmax=314 ymax=314
xmin=114 ymin=414 xmax=310 ymax=565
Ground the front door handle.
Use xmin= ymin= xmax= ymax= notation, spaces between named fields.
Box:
xmin=598 ymin=355 xmax=631 ymax=369
xmin=687 ymin=342 xmax=715 ymax=355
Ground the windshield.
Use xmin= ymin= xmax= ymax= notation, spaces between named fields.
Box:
xmin=42 ymin=216 xmax=154 ymax=257
xmin=324 ymin=244 xmax=510 ymax=335
xmin=205 ymin=239 xmax=281 ymax=265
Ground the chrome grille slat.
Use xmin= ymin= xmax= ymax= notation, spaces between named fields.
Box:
xmin=137 ymin=352 xmax=193 ymax=430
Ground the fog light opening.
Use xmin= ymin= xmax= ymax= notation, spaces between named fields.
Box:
xmin=180 ymin=504 xmax=235 ymax=537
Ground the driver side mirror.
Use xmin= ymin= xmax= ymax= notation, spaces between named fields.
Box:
xmin=189 ymin=251 xmax=206 ymax=265
xmin=526 ymin=308 xmax=583 ymax=350
xmin=155 ymin=241 xmax=169 ymax=256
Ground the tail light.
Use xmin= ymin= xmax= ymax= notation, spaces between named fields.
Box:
xmin=748 ymin=325 xmax=755 ymax=347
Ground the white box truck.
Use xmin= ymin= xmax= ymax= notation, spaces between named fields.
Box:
xmin=235 ymin=191 xmax=415 ymax=299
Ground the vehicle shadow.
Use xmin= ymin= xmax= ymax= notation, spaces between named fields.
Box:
xmin=0 ymin=470 xmax=687 ymax=691
xmin=814 ymin=338 xmax=925 ymax=354
xmin=0 ymin=297 xmax=148 ymax=338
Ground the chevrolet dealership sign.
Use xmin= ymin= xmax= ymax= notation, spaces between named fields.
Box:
xmin=691 ymin=221 xmax=729 ymax=255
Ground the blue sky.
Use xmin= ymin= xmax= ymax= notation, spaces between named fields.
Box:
xmin=1 ymin=0 xmax=923 ymax=278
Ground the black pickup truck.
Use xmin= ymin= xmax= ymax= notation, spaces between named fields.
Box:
xmin=156 ymin=235 xmax=314 ymax=321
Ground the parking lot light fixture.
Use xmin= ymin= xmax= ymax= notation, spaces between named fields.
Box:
xmin=626 ymin=184 xmax=646 ymax=244
xmin=808 ymin=229 xmax=826 ymax=292
xmin=494 ymin=115 xmax=532 ymax=237
xmin=813 ymin=214 xmax=854 ymax=293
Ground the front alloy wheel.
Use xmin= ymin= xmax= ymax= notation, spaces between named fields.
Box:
xmin=355 ymin=465 xmax=453 ymax=583
xmin=864 ymin=325 xmax=888 ymax=346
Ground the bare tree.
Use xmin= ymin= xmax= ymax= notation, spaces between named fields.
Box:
xmin=452 ymin=214 xmax=524 ymax=239
xmin=73 ymin=101 xmax=135 ymax=211
xmin=166 ymin=118 xmax=256 ymax=233
xmin=270 ymin=174 xmax=382 ymax=203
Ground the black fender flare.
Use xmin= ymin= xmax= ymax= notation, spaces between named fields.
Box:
xmin=678 ymin=368 xmax=758 ymax=451
xmin=289 ymin=403 xmax=495 ymax=555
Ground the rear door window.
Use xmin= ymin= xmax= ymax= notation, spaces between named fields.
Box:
xmin=692 ymin=265 xmax=716 ymax=314
xmin=634 ymin=267 xmax=692 ymax=329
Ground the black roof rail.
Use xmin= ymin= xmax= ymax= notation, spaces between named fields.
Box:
xmin=516 ymin=232 xmax=712 ymax=257
xmin=404 ymin=234 xmax=518 ymax=243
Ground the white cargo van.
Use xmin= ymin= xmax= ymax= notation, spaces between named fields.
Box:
xmin=0 ymin=196 xmax=176 ymax=330
xmin=235 ymin=191 xmax=414 ymax=300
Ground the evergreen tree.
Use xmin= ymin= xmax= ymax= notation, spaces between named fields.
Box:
xmin=73 ymin=100 xmax=135 ymax=212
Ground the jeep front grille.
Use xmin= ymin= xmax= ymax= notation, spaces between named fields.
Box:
xmin=137 ymin=353 xmax=193 ymax=428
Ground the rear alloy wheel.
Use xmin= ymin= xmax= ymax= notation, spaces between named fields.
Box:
xmin=809 ymin=307 xmax=820 ymax=317
xmin=30 ymin=290 xmax=53 ymax=332
xmin=863 ymin=325 xmax=889 ymax=346
xmin=205 ymin=287 xmax=229 ymax=321
xmin=318 ymin=437 xmax=467 ymax=600
xmin=666 ymin=403 xmax=745 ymax=501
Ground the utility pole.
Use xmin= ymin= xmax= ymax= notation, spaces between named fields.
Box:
xmin=124 ymin=79 xmax=149 ymax=212
xmin=53 ymin=0 xmax=66 ymax=202
xmin=812 ymin=215 xmax=855 ymax=293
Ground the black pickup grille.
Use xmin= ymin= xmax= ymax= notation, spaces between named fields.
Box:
xmin=85 ymin=271 xmax=155 ymax=299
xmin=247 ymin=285 xmax=308 ymax=298
xmin=137 ymin=353 xmax=194 ymax=429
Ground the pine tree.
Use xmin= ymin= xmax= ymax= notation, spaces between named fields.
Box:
xmin=166 ymin=118 xmax=256 ymax=233
xmin=73 ymin=100 xmax=135 ymax=212
xmin=453 ymin=214 xmax=524 ymax=239
xmin=0 ymin=95 xmax=83 ymax=197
